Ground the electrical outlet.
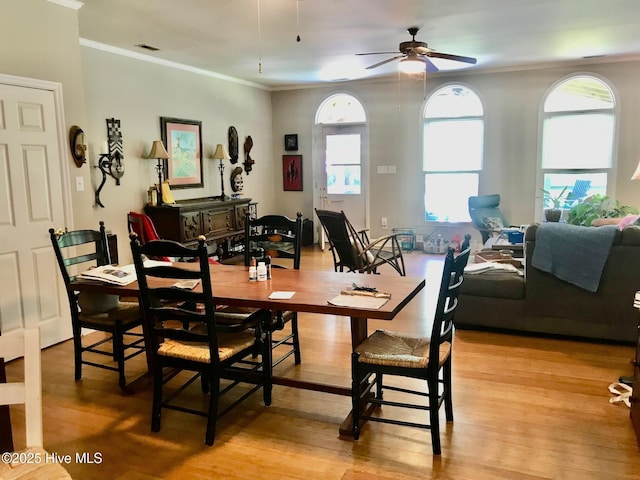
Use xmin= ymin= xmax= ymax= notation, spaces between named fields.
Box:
xmin=75 ymin=176 xmax=85 ymax=192
xmin=381 ymin=217 xmax=388 ymax=229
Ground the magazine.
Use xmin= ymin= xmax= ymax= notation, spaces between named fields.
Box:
xmin=78 ymin=260 xmax=171 ymax=286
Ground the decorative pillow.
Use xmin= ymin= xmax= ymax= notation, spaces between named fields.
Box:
xmin=482 ymin=216 xmax=504 ymax=231
xmin=78 ymin=292 xmax=119 ymax=314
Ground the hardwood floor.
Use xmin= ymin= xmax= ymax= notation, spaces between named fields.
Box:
xmin=5 ymin=246 xmax=639 ymax=479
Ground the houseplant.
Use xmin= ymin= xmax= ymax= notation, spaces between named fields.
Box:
xmin=540 ymin=187 xmax=568 ymax=222
xmin=566 ymin=194 xmax=639 ymax=226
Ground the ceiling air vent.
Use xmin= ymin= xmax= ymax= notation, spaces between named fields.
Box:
xmin=135 ymin=44 xmax=160 ymax=52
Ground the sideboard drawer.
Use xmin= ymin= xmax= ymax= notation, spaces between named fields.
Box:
xmin=203 ymin=208 xmax=234 ymax=237
xmin=180 ymin=211 xmax=202 ymax=242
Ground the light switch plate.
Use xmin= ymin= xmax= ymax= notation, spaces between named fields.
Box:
xmin=75 ymin=176 xmax=85 ymax=191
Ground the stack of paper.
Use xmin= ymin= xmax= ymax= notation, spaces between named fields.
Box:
xmin=78 ymin=260 xmax=172 ymax=286
xmin=79 ymin=264 xmax=137 ymax=285
xmin=328 ymin=294 xmax=389 ymax=309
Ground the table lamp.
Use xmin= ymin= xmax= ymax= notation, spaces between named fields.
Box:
xmin=211 ymin=144 xmax=229 ymax=201
xmin=148 ymin=140 xmax=169 ymax=206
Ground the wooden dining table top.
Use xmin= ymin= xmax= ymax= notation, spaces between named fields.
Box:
xmin=70 ymin=263 xmax=426 ymax=322
xmin=70 ymin=262 xmax=426 ymax=434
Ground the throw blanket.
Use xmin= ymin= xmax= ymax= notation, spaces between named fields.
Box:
xmin=531 ymin=223 xmax=617 ymax=292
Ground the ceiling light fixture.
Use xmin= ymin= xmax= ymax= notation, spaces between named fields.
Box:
xmin=398 ymin=55 xmax=426 ymax=74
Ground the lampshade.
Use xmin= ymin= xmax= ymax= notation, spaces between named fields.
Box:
xmin=398 ymin=56 xmax=426 ymax=74
xmin=631 ymin=158 xmax=640 ymax=180
xmin=211 ymin=144 xmax=228 ymax=160
xmin=148 ymin=140 xmax=169 ymax=159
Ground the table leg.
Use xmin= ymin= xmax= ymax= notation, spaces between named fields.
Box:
xmin=339 ymin=316 xmax=370 ymax=437
xmin=350 ymin=316 xmax=368 ymax=349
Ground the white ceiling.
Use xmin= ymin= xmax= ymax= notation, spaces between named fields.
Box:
xmin=77 ymin=0 xmax=640 ymax=89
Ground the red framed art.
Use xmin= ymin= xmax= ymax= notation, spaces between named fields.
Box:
xmin=283 ymin=155 xmax=302 ymax=191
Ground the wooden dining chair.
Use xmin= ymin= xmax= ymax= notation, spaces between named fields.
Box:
xmin=246 ymin=212 xmax=303 ymax=366
xmin=350 ymin=247 xmax=470 ymax=454
xmin=129 ymin=233 xmax=272 ymax=445
xmin=49 ymin=222 xmax=145 ymax=391
xmin=218 ymin=212 xmax=303 ymax=368
xmin=0 ymin=328 xmax=72 ymax=478
xmin=315 ymin=209 xmax=406 ymax=276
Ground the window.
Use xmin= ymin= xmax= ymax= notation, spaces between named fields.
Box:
xmin=423 ymin=85 xmax=484 ymax=222
xmin=317 ymin=94 xmax=366 ymax=197
xmin=316 ymin=93 xmax=366 ymax=124
xmin=325 ymin=133 xmax=361 ymax=194
xmin=540 ymin=75 xmax=616 ymax=209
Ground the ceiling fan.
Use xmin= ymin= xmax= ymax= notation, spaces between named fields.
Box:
xmin=357 ymin=27 xmax=477 ymax=73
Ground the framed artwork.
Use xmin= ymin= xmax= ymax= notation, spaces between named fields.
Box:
xmin=283 ymin=154 xmax=303 ymax=191
xmin=284 ymin=133 xmax=298 ymax=151
xmin=160 ymin=117 xmax=203 ymax=188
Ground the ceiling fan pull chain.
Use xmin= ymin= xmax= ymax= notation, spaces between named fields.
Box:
xmin=257 ymin=0 xmax=263 ymax=73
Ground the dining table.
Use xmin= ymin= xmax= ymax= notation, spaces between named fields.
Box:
xmin=70 ymin=262 xmax=426 ymax=435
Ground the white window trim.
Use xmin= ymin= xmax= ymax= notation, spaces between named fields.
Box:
xmin=535 ymin=72 xmax=620 ymax=222
xmin=421 ymin=83 xmax=485 ymax=224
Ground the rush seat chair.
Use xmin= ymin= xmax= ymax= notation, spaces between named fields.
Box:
xmin=49 ymin=222 xmax=145 ymax=391
xmin=350 ymin=247 xmax=470 ymax=454
xmin=130 ymin=233 xmax=272 ymax=445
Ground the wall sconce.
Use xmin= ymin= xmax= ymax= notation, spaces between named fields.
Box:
xmin=94 ymin=118 xmax=125 ymax=208
xmin=210 ymin=144 xmax=229 ymax=201
xmin=147 ymin=140 xmax=169 ymax=206
xmin=631 ymin=158 xmax=640 ymax=180
xmin=69 ymin=125 xmax=87 ymax=167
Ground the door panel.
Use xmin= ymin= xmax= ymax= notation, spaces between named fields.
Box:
xmin=0 ymin=83 xmax=70 ymax=355
xmin=321 ymin=125 xmax=367 ymax=231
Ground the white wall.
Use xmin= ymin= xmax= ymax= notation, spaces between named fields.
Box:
xmin=5 ymin=1 xmax=640 ymax=253
xmin=272 ymin=60 xmax=640 ymax=241
xmin=80 ymin=47 xmax=275 ymax=263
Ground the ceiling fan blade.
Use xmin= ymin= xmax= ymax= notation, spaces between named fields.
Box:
xmin=356 ymin=51 xmax=400 ymax=56
xmin=425 ymin=57 xmax=439 ymax=73
xmin=365 ymin=55 xmax=404 ymax=70
xmin=427 ymin=51 xmax=477 ymax=64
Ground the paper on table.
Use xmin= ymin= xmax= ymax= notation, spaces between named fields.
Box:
xmin=172 ymin=279 xmax=200 ymax=290
xmin=328 ymin=294 xmax=389 ymax=309
xmin=78 ymin=260 xmax=172 ymax=286
xmin=269 ymin=291 xmax=296 ymax=299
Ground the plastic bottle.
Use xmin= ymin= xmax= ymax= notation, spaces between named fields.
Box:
xmin=248 ymin=265 xmax=257 ymax=281
xmin=257 ymin=262 xmax=267 ymax=282
xmin=265 ymin=255 xmax=272 ymax=279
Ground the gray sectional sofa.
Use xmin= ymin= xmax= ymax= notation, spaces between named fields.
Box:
xmin=456 ymin=223 xmax=640 ymax=343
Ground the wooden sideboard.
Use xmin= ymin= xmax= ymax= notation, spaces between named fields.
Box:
xmin=145 ymin=197 xmax=256 ymax=261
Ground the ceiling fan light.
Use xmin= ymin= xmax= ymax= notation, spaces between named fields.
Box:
xmin=398 ymin=57 xmax=425 ymax=74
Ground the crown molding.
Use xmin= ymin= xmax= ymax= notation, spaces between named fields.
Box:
xmin=79 ymin=38 xmax=271 ymax=91
xmin=47 ymin=0 xmax=83 ymax=10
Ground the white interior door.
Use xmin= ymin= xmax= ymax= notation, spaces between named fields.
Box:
xmin=320 ymin=125 xmax=367 ymax=231
xmin=0 ymin=80 xmax=71 ymax=356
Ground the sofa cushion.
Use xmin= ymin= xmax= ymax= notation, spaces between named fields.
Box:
xmin=461 ymin=271 xmax=525 ymax=300
xmin=526 ymin=223 xmax=640 ymax=246
xmin=482 ymin=216 xmax=504 ymax=231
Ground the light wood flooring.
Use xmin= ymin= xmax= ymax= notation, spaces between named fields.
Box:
xmin=5 ymin=246 xmax=639 ymax=479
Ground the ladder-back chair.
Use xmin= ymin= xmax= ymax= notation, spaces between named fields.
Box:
xmin=351 ymin=247 xmax=470 ymax=454
xmin=49 ymin=222 xmax=145 ymax=391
